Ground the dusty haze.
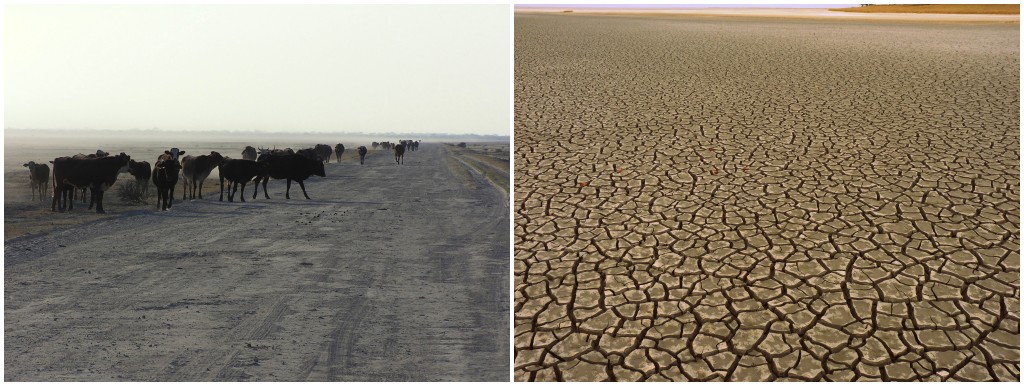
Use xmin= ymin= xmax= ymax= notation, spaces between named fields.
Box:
xmin=4 ymin=5 xmax=510 ymax=135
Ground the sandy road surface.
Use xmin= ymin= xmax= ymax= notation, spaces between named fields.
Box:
xmin=5 ymin=143 xmax=509 ymax=381
xmin=515 ymin=14 xmax=1018 ymax=381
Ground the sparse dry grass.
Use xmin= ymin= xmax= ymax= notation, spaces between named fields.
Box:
xmin=831 ymin=4 xmax=1019 ymax=15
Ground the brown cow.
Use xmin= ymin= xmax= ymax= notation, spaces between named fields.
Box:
xmin=23 ymin=161 xmax=50 ymax=201
xmin=181 ymin=151 xmax=225 ymax=200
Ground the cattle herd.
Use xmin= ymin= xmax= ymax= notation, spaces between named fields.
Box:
xmin=24 ymin=140 xmax=421 ymax=213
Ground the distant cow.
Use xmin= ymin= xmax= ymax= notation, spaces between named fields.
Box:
xmin=127 ymin=160 xmax=152 ymax=194
xmin=181 ymin=151 xmax=225 ymax=200
xmin=372 ymin=142 xmax=380 ymax=150
xmin=258 ymin=147 xmax=294 ymax=156
xmin=394 ymin=144 xmax=406 ymax=165
xmin=315 ymin=144 xmax=332 ymax=163
xmin=23 ymin=161 xmax=50 ymax=201
xmin=242 ymin=146 xmax=258 ymax=161
xmin=253 ymin=153 xmax=326 ymax=200
xmin=152 ymin=158 xmax=182 ymax=211
xmin=219 ymin=159 xmax=264 ymax=202
xmin=51 ymin=153 xmax=131 ymax=213
xmin=334 ymin=144 xmax=345 ymax=163
xmin=357 ymin=146 xmax=367 ymax=165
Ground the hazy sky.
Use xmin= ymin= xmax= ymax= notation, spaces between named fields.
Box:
xmin=4 ymin=5 xmax=510 ymax=135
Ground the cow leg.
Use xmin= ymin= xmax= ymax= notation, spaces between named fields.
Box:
xmin=51 ymin=185 xmax=59 ymax=212
xmin=239 ymin=182 xmax=247 ymax=202
xmin=66 ymin=186 xmax=73 ymax=211
xmin=93 ymin=185 xmax=105 ymax=214
xmin=252 ymin=177 xmax=260 ymax=199
xmin=297 ymin=180 xmax=311 ymax=200
xmin=198 ymin=180 xmax=204 ymax=199
xmin=285 ymin=179 xmax=292 ymax=199
xmin=219 ymin=176 xmax=225 ymax=201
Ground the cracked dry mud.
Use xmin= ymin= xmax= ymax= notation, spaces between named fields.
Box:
xmin=514 ymin=14 xmax=1019 ymax=381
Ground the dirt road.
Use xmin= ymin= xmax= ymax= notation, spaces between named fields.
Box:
xmin=4 ymin=143 xmax=509 ymax=381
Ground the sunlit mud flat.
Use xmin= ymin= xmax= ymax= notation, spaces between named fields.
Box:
xmin=514 ymin=13 xmax=1019 ymax=381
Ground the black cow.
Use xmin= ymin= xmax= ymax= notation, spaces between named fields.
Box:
xmin=159 ymin=148 xmax=186 ymax=162
xmin=51 ymin=153 xmax=131 ymax=213
xmin=315 ymin=144 xmax=332 ymax=163
xmin=296 ymin=147 xmax=319 ymax=161
xmin=394 ymin=144 xmax=406 ymax=165
xmin=153 ymin=149 xmax=185 ymax=205
xmin=152 ymin=158 xmax=182 ymax=211
xmin=242 ymin=146 xmax=258 ymax=161
xmin=334 ymin=143 xmax=345 ymax=163
xmin=258 ymin=147 xmax=294 ymax=156
xmin=181 ymin=151 xmax=225 ymax=200
xmin=23 ymin=161 xmax=50 ymax=201
xmin=252 ymin=153 xmax=326 ymax=200
xmin=219 ymin=159 xmax=264 ymax=202
xmin=357 ymin=146 xmax=368 ymax=165
xmin=49 ymin=157 xmax=74 ymax=211
xmin=127 ymin=160 xmax=152 ymax=194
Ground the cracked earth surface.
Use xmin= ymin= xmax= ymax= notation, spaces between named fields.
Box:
xmin=514 ymin=14 xmax=1019 ymax=381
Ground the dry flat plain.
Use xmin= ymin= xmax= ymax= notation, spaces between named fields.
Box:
xmin=514 ymin=14 xmax=1019 ymax=381
xmin=5 ymin=142 xmax=509 ymax=381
